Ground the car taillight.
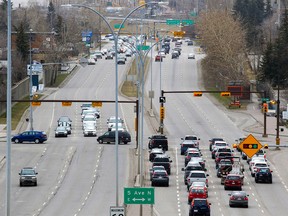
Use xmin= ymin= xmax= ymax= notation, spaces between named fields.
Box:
xmin=186 ymin=156 xmax=190 ymax=159
xmin=230 ymin=196 xmax=235 ymax=200
xmin=244 ymin=197 xmax=248 ymax=201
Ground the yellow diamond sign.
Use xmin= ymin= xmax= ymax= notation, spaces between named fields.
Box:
xmin=238 ymin=134 xmax=263 ymax=158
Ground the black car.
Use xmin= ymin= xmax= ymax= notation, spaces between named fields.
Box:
xmin=97 ymin=130 xmax=131 ymax=144
xmin=171 ymin=52 xmax=179 ymax=59
xmin=151 ymin=170 xmax=169 ymax=187
xmin=187 ymin=41 xmax=193 ymax=46
xmin=149 ymin=148 xmax=164 ymax=162
xmin=255 ymin=167 xmax=272 ymax=183
xmin=19 ymin=167 xmax=38 ymax=186
xmin=189 ymin=198 xmax=211 ymax=216
xmin=152 ymin=154 xmax=172 ymax=175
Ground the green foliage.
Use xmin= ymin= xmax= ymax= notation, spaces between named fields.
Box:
xmin=14 ymin=20 xmax=29 ymax=61
xmin=259 ymin=9 xmax=288 ymax=86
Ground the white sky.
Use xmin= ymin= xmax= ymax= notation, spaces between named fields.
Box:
xmin=12 ymin=0 xmax=47 ymax=8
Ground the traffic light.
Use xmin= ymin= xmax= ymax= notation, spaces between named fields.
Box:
xmin=221 ymin=92 xmax=231 ymax=97
xmin=160 ymin=107 xmax=165 ymax=120
xmin=263 ymin=103 xmax=268 ymax=113
xmin=242 ymin=144 xmax=258 ymax=149
xmin=194 ymin=92 xmax=202 ymax=97
xmin=159 ymin=97 xmax=166 ymax=103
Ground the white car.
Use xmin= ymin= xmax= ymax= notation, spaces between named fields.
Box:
xmin=83 ymin=124 xmax=97 ymax=137
xmin=251 ymin=162 xmax=269 ymax=177
xmin=188 ymin=53 xmax=195 ymax=59
xmin=212 ymin=141 xmax=229 ymax=151
xmin=82 ymin=114 xmax=97 ymax=129
xmin=109 ymin=123 xmax=125 ymax=131
xmin=107 ymin=116 xmax=124 ymax=128
xmin=87 ymin=58 xmax=96 ymax=65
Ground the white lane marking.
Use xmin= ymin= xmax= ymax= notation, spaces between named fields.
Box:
xmin=175 ymin=147 xmax=181 ymax=216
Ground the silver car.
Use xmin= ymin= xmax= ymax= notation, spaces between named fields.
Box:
xmin=83 ymin=125 xmax=97 ymax=137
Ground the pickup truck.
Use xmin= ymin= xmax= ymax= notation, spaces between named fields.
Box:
xmin=152 ymin=154 xmax=172 ymax=175
xmin=148 ymin=135 xmax=168 ymax=151
xmin=186 ymin=170 xmax=209 ymax=191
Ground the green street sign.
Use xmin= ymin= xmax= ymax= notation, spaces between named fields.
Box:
xmin=182 ymin=19 xmax=195 ymax=25
xmin=262 ymin=98 xmax=270 ymax=102
xmin=190 ymin=11 xmax=197 ymax=17
xmin=166 ymin=19 xmax=180 ymax=25
xmin=137 ymin=45 xmax=150 ymax=51
xmin=114 ymin=24 xmax=125 ymax=29
xmin=124 ymin=187 xmax=154 ymax=204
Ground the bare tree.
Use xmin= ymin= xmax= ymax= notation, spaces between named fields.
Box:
xmin=197 ymin=9 xmax=249 ymax=89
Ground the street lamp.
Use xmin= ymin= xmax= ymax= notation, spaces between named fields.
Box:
xmin=29 ymin=28 xmax=34 ymax=131
xmin=61 ymin=2 xmax=159 ymax=208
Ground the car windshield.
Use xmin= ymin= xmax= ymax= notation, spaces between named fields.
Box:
xmin=84 ymin=117 xmax=95 ymax=121
xmin=194 ymin=200 xmax=207 ymax=206
xmin=21 ymin=169 xmax=35 ymax=175
xmin=154 ymin=157 xmax=169 ymax=162
xmin=187 ymin=166 xmax=202 ymax=171
xmin=192 ymin=189 xmax=204 ymax=194
xmin=186 ymin=137 xmax=197 ymax=140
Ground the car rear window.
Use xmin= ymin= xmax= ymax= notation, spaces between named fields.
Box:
xmin=154 ymin=157 xmax=169 ymax=162
xmin=185 ymin=137 xmax=197 ymax=140
xmin=227 ymin=176 xmax=241 ymax=180
xmin=192 ymin=189 xmax=204 ymax=194
xmin=194 ymin=200 xmax=207 ymax=206
xmin=187 ymin=166 xmax=202 ymax=171
xmin=183 ymin=144 xmax=197 ymax=148
xmin=190 ymin=173 xmax=205 ymax=178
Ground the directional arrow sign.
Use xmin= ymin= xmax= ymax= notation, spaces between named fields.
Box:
xmin=124 ymin=187 xmax=154 ymax=204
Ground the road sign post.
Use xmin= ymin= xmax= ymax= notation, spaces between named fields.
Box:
xmin=238 ymin=134 xmax=263 ymax=158
xmin=110 ymin=206 xmax=125 ymax=216
xmin=124 ymin=188 xmax=155 ymax=204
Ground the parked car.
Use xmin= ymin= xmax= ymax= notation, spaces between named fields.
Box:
xmin=12 ymin=130 xmax=47 ymax=143
xmin=229 ymin=191 xmax=249 ymax=208
xmin=97 ymin=130 xmax=131 ymax=144
xmin=19 ymin=167 xmax=38 ymax=186
xmin=55 ymin=126 xmax=68 ymax=137
xmin=151 ymin=170 xmax=169 ymax=186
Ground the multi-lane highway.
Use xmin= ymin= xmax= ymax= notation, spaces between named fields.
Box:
xmin=0 ymin=38 xmax=288 ymax=216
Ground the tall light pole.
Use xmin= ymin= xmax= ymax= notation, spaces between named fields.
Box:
xmin=29 ymin=29 xmax=34 ymax=131
xmin=6 ymin=1 xmax=12 ymax=215
xmin=61 ymin=2 xmax=159 ymax=208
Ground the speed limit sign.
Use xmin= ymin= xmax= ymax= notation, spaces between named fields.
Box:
xmin=110 ymin=206 xmax=125 ymax=216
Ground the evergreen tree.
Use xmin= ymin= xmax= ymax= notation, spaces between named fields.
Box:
xmin=15 ymin=20 xmax=29 ymax=61
xmin=259 ymin=42 xmax=277 ymax=83
xmin=47 ymin=1 xmax=56 ymax=31
xmin=264 ymin=0 xmax=273 ymax=18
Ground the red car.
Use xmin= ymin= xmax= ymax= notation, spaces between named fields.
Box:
xmin=188 ymin=187 xmax=207 ymax=204
xmin=155 ymin=55 xmax=163 ymax=62
xmin=224 ymin=174 xmax=242 ymax=190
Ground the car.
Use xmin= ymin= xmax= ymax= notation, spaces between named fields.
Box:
xmin=58 ymin=121 xmax=71 ymax=134
xmin=55 ymin=126 xmax=68 ymax=137
xmin=81 ymin=103 xmax=93 ymax=111
xmin=182 ymin=161 xmax=204 ymax=184
xmin=155 ymin=55 xmax=163 ymax=62
xmin=151 ymin=170 xmax=169 ymax=187
xmin=87 ymin=57 xmax=96 ymax=65
xmin=250 ymin=161 xmax=268 ymax=177
xmin=148 ymin=134 xmax=168 ymax=151
xmin=209 ymin=138 xmax=224 ymax=151
xmin=97 ymin=130 xmax=131 ymax=144
xmin=82 ymin=114 xmax=97 ymax=129
xmin=189 ymin=198 xmax=211 ymax=216
xmin=81 ymin=108 xmax=100 ymax=120
xmin=93 ymin=51 xmax=103 ymax=59
xmin=152 ymin=154 xmax=172 ymax=175
xmin=180 ymin=140 xmax=198 ymax=155
xmin=189 ymin=157 xmax=206 ymax=170
xmin=105 ymin=53 xmax=114 ymax=59
xmin=187 ymin=41 xmax=193 ymax=46
xmin=117 ymin=57 xmax=126 ymax=64
xmin=149 ymin=165 xmax=166 ymax=181
xmin=171 ymin=51 xmax=179 ymax=59
xmin=172 ymin=47 xmax=182 ymax=55
xmin=109 ymin=123 xmax=126 ymax=131
xmin=58 ymin=116 xmax=72 ymax=127
xmin=19 ymin=167 xmax=38 ymax=186
xmin=190 ymin=181 xmax=209 ymax=197
xmin=149 ymin=148 xmax=164 ymax=162
xmin=214 ymin=147 xmax=234 ymax=159
xmin=188 ymin=187 xmax=207 ymax=204
xmin=217 ymin=159 xmax=233 ymax=177
xmin=12 ymin=130 xmax=47 ymax=143
xmin=185 ymin=151 xmax=202 ymax=166
xmin=83 ymin=124 xmax=97 ymax=137
xmin=188 ymin=53 xmax=195 ymax=59
xmin=211 ymin=141 xmax=229 ymax=154
xmin=118 ymin=54 xmax=127 ymax=61
xmin=182 ymin=135 xmax=200 ymax=147
xmin=187 ymin=170 xmax=209 ymax=191
xmin=229 ymin=191 xmax=249 ymax=208
xmin=175 ymin=41 xmax=182 ymax=46
xmin=224 ymin=174 xmax=242 ymax=190
xmin=255 ymin=167 xmax=273 ymax=183
xmin=215 ymin=152 xmax=233 ymax=168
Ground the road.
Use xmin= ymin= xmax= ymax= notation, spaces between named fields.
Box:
xmin=1 ymin=39 xmax=288 ymax=216
xmin=144 ymin=41 xmax=288 ymax=216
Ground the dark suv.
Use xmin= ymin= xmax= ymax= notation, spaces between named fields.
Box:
xmin=152 ymin=154 xmax=172 ymax=175
xmin=97 ymin=130 xmax=131 ymax=144
xmin=19 ymin=167 xmax=38 ymax=186
xmin=189 ymin=198 xmax=211 ymax=216
xmin=255 ymin=167 xmax=272 ymax=183
xmin=12 ymin=130 xmax=47 ymax=144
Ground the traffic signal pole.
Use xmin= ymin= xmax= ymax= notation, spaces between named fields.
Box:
xmin=160 ymin=90 xmax=164 ymax=134
xmin=262 ymin=91 xmax=268 ymax=137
